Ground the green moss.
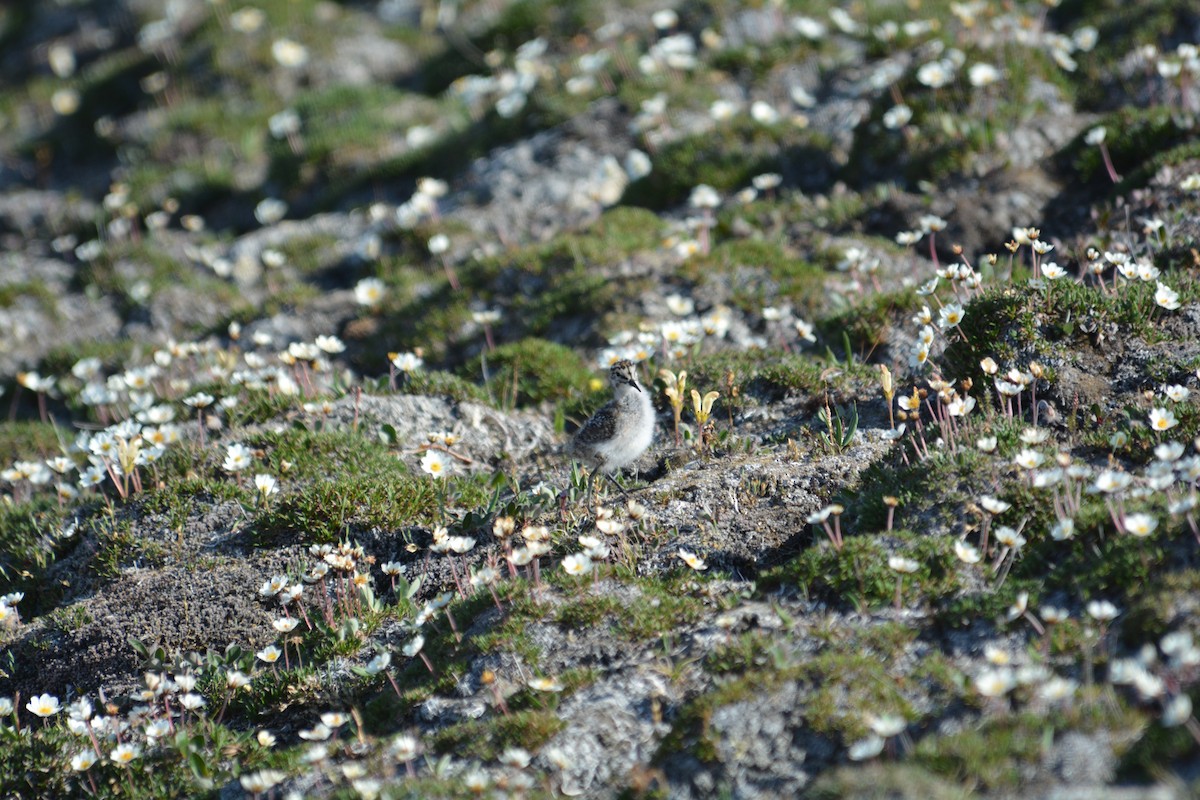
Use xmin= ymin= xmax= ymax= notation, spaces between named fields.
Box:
xmin=415 ymin=0 xmax=604 ymax=94
xmin=764 ymin=532 xmax=961 ymax=612
xmin=546 ymin=578 xmax=706 ymax=642
xmin=255 ymin=472 xmax=457 ymax=545
xmin=1053 ymin=0 xmax=1189 ymax=110
xmin=35 ymin=340 xmax=137 ymax=384
xmin=684 ymin=348 xmax=869 ymax=409
xmin=939 ymin=286 xmax=1034 ymax=384
xmin=1113 ymin=569 xmax=1200 ymax=650
xmin=799 ymin=646 xmax=914 ymax=739
xmin=430 ymin=709 xmax=565 ymax=761
xmin=93 ymin=517 xmax=168 ymax=579
xmin=934 ymin=577 xmax=1040 ymax=631
xmin=266 ymin=84 xmax=447 ymax=194
xmin=703 ymin=631 xmax=778 ymax=675
xmin=369 ymin=207 xmax=661 ymax=369
xmin=138 ymin=476 xmax=247 ymax=522
xmin=1118 ymin=686 xmax=1200 ymax=780
xmin=818 ymin=288 xmax=918 ymax=361
xmin=243 ymin=426 xmax=502 ymax=542
xmin=625 ymin=119 xmax=833 ymax=210
xmin=914 ymin=698 xmax=1143 ymax=791
xmin=0 ymin=496 xmax=65 ymax=601
xmin=225 ymin=389 xmax=303 ymax=428
xmin=0 ymin=420 xmax=67 ymax=463
xmin=1061 ymin=106 xmax=1194 ymax=185
xmin=43 ymin=603 xmax=93 ymax=633
xmin=656 ymin=668 xmax=796 ymax=766
xmin=846 ymin=43 xmax=1069 ymax=187
xmin=687 ymin=238 xmax=828 ymax=315
xmin=554 ymin=594 xmax=622 ymax=629
xmin=245 ymin=428 xmax=398 ymax=481
xmin=809 ymin=763 xmax=975 ymax=800
xmin=402 ymin=370 xmax=490 ymax=403
xmin=0 ymin=281 xmax=58 ymax=314
xmin=461 ymin=338 xmax=592 ymax=408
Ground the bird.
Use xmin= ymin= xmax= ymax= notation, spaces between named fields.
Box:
xmin=567 ymin=359 xmax=655 ymax=500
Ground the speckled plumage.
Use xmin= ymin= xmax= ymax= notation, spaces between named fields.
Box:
xmin=567 ymin=360 xmax=655 ymax=474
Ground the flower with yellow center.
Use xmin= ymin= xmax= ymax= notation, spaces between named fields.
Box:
xmin=26 ymin=693 xmax=60 ymax=717
xmin=110 ymin=744 xmax=141 ymax=765
xmin=677 ymin=548 xmax=707 ymax=571
xmin=1122 ymin=513 xmax=1158 ymax=538
xmin=420 ymin=450 xmax=450 ymax=478
xmin=1148 ymin=407 xmax=1178 ymax=431
xmin=561 ymin=553 xmax=592 ymax=576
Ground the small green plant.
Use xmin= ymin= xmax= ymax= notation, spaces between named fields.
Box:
xmin=817 ymin=400 xmax=858 ymax=454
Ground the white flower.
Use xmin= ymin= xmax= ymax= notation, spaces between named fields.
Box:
xmin=271 ymin=38 xmax=309 ymax=68
xmin=26 ymin=693 xmax=60 ymax=717
xmin=1155 ymin=282 xmax=1181 ymax=311
xmin=420 ymin=450 xmax=450 ymax=478
xmin=954 ymin=540 xmax=981 ymax=564
xmin=223 ymin=443 xmax=253 ymax=473
xmin=749 ymin=100 xmax=780 ymax=124
xmin=677 ymin=549 xmax=707 ymax=571
xmin=70 ymin=750 xmax=98 ymax=771
xmin=391 ymin=352 xmax=423 ymax=372
xmin=528 ymin=676 xmax=563 ymax=692
xmin=1163 ymin=384 xmax=1190 ymax=402
xmin=268 ymin=109 xmax=301 ymax=138
xmin=1042 ymin=262 xmax=1067 ymax=280
xmin=110 ymin=743 xmax=141 ymax=764
xmin=354 ymin=278 xmax=387 ymax=307
xmin=1086 ymin=599 xmax=1119 ymax=622
xmin=1039 ymin=677 xmax=1078 ymax=702
xmin=651 ymin=8 xmax=678 ymax=29
xmin=315 ymin=335 xmax=345 ymax=354
xmin=1163 ymin=694 xmax=1193 ymax=727
xmin=1050 ymin=518 xmax=1076 ymax=541
xmin=979 ymin=496 xmax=1011 ymax=514
xmin=624 ymin=149 xmax=652 ymax=180
xmin=688 ymin=184 xmax=720 ymax=209
xmin=794 ymin=319 xmax=816 ymax=343
xmin=402 ymin=635 xmax=425 ymax=657
xmin=994 ymin=527 xmax=1026 ymax=550
xmin=254 ymin=473 xmax=278 ymax=497
xmin=1092 ymin=470 xmax=1132 ymax=493
xmin=428 ymin=234 xmax=450 ymax=255
xmin=1122 ymin=513 xmax=1158 ymax=538
xmin=936 ymin=303 xmax=964 ymax=328
xmin=1149 ymin=407 xmax=1178 ymax=431
xmin=709 ymin=99 xmax=739 ymax=121
xmin=888 ymin=556 xmax=919 ymax=574
xmin=792 ymin=16 xmax=827 ymax=39
xmin=868 ymin=714 xmax=906 ymax=738
xmin=916 ymin=59 xmax=954 ymax=88
xmin=51 ymin=88 xmax=80 ymax=115
xmin=847 ymin=734 xmax=885 ymax=761
xmin=1013 ymin=449 xmax=1044 ymax=469
xmin=254 ymin=198 xmax=288 ymax=226
xmin=975 ymin=668 xmax=1015 ymax=697
xmin=968 ymin=63 xmax=1001 ymax=87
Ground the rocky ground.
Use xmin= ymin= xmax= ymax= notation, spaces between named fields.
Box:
xmin=1 ymin=0 xmax=1200 ymax=797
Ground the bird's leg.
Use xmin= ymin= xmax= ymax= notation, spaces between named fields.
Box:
xmin=603 ymin=471 xmax=630 ymax=500
xmin=582 ymin=467 xmax=597 ymax=505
